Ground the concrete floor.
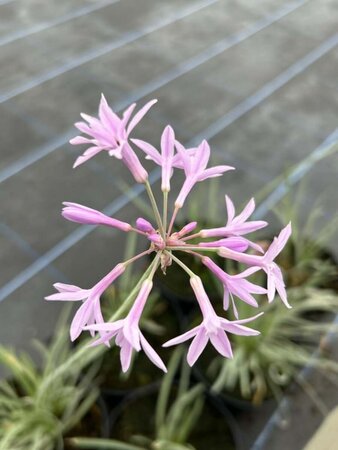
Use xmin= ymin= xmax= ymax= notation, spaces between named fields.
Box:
xmin=0 ymin=0 xmax=337 ymax=447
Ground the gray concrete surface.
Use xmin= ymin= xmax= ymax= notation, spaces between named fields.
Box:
xmin=0 ymin=0 xmax=337 ymax=447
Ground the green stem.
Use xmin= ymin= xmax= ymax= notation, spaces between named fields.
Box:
xmin=66 ymin=437 xmax=145 ymax=450
xmin=169 ymin=246 xmax=220 ymax=253
xmin=124 ymin=248 xmax=153 ymax=266
xmin=168 ymin=206 xmax=179 ymax=236
xmin=168 ymin=252 xmax=196 ymax=278
xmin=156 ymin=347 xmax=184 ymax=438
xmin=163 ymin=190 xmax=168 ymax=236
xmin=145 ymin=179 xmax=164 ymax=238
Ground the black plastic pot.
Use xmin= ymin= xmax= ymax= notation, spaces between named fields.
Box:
xmin=109 ymin=382 xmax=242 ymax=450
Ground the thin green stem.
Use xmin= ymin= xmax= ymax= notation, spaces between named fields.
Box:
xmin=123 ymin=248 xmax=153 ymax=267
xmin=168 ymin=206 xmax=180 ymax=236
xmin=168 ymin=252 xmax=196 ymax=278
xmin=148 ymin=252 xmax=162 ymax=279
xmin=66 ymin=437 xmax=145 ymax=450
xmin=168 ymin=246 xmax=220 ymax=253
xmin=129 ymin=227 xmax=148 ymax=236
xmin=163 ymin=190 xmax=168 ymax=236
xmin=181 ymin=232 xmax=202 ymax=241
xmin=145 ymin=180 xmax=164 ymax=238
xmin=156 ymin=347 xmax=184 ymax=437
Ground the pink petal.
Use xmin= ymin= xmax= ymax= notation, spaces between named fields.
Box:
xmin=53 ymin=282 xmax=82 ymax=293
xmin=233 ymin=198 xmax=255 ymax=224
xmin=221 ymin=322 xmax=260 ymax=337
xmin=84 ymin=320 xmax=124 ymax=332
xmin=265 ymin=223 xmax=292 ymax=262
xmin=197 ymin=165 xmax=234 ymax=182
xmin=73 ymin=148 xmax=102 ymax=168
xmin=127 ymin=99 xmax=157 ymax=135
xmin=161 ymin=125 xmax=175 ymax=160
xmin=70 ymin=301 xmax=94 ymax=341
xmin=225 ymin=195 xmax=235 ymax=224
xmin=209 ymin=330 xmax=233 ymax=358
xmin=69 ymin=136 xmax=91 ymax=145
xmin=123 ymin=324 xmax=141 ymax=351
xmin=45 ymin=291 xmax=86 ymax=301
xmin=187 ymin=327 xmax=208 ymax=366
xmin=131 ymin=139 xmax=162 ymax=165
xmin=162 ymin=325 xmax=200 ymax=347
xmin=121 ymin=103 xmax=137 ymax=128
xmin=222 ymin=313 xmax=264 ymax=328
xmin=120 ymin=339 xmax=133 ymax=373
xmin=98 ymin=94 xmax=120 ymax=132
xmin=223 ymin=289 xmax=230 ymax=310
xmin=140 ymin=334 xmax=167 ymax=372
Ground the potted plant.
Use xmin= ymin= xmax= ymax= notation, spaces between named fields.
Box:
xmin=67 ymin=348 xmax=240 ymax=450
xmin=0 ymin=308 xmax=109 ymax=450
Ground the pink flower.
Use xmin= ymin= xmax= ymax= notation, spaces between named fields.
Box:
xmin=62 ymin=202 xmax=131 ymax=232
xmin=45 ymin=263 xmax=125 ymax=341
xmin=132 ymin=125 xmax=175 ymax=192
xmin=202 ymin=257 xmax=266 ymax=318
xmin=200 ymin=196 xmax=267 ymax=238
xmin=163 ymin=276 xmax=262 ymax=365
xmin=136 ymin=217 xmax=155 ymax=234
xmin=70 ymin=95 xmax=157 ymax=183
xmin=174 ymin=140 xmax=234 ymax=208
xmin=85 ymin=280 xmax=167 ymax=372
xmin=219 ymin=223 xmax=292 ymax=307
xmin=198 ymin=236 xmax=263 ymax=253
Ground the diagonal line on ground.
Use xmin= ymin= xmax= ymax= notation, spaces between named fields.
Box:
xmin=0 ymin=0 xmax=219 ymax=104
xmin=0 ymin=0 xmax=121 ymax=47
xmin=0 ymin=0 xmax=307 ymax=184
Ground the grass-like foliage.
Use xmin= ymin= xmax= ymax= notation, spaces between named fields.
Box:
xmin=210 ymin=286 xmax=338 ymax=405
xmin=0 ymin=309 xmax=100 ymax=450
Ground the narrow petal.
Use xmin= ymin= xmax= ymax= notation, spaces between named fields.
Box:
xmin=197 ymin=165 xmax=234 ymax=182
xmin=265 ymin=223 xmax=292 ymax=262
xmin=121 ymin=103 xmax=137 ymax=128
xmin=131 ymin=139 xmax=162 ymax=165
xmin=127 ymin=99 xmax=157 ymax=135
xmin=53 ymin=282 xmax=82 ymax=292
xmin=187 ymin=328 xmax=209 ymax=366
xmin=161 ymin=125 xmax=175 ymax=160
xmin=273 ymin=266 xmax=291 ymax=308
xmin=221 ymin=322 xmax=260 ymax=337
xmin=70 ymin=301 xmax=94 ymax=341
xmin=163 ymin=325 xmax=200 ymax=347
xmin=73 ymin=148 xmax=102 ymax=168
xmin=69 ymin=136 xmax=91 ymax=145
xmin=84 ymin=320 xmax=124 ymax=332
xmin=223 ymin=289 xmax=230 ymax=310
xmin=140 ymin=334 xmax=167 ymax=372
xmin=221 ymin=312 xmax=264 ymax=326
xmin=195 ymin=140 xmax=210 ymax=172
xmin=99 ymin=94 xmax=120 ymax=132
xmin=225 ymin=195 xmax=235 ymax=224
xmin=267 ymin=271 xmax=276 ymax=302
xmin=233 ymin=198 xmax=255 ymax=224
xmin=45 ymin=291 xmax=86 ymax=301
xmin=123 ymin=324 xmax=141 ymax=351
xmin=120 ymin=339 xmax=134 ymax=373
xmin=209 ymin=330 xmax=233 ymax=358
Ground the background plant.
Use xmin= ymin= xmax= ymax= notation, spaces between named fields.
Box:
xmin=0 ymin=308 xmax=101 ymax=450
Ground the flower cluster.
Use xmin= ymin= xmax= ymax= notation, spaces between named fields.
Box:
xmin=46 ymin=96 xmax=291 ymax=373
